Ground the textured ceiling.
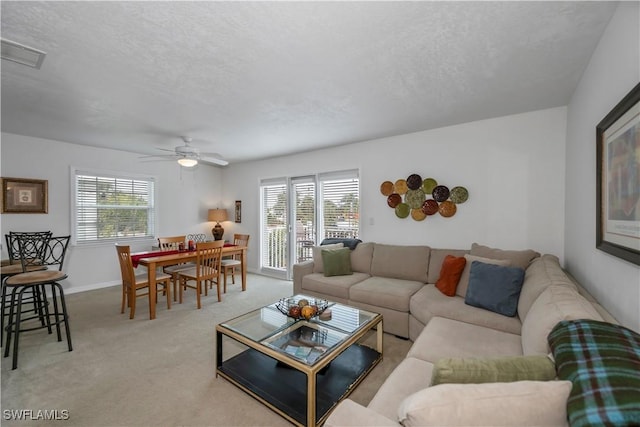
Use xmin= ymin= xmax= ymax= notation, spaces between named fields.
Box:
xmin=1 ymin=1 xmax=617 ymax=165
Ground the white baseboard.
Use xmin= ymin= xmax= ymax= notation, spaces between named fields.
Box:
xmin=64 ymin=280 xmax=120 ymax=294
xmin=62 ymin=267 xmax=283 ymax=295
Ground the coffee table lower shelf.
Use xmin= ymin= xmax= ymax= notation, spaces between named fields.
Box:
xmin=217 ymin=343 xmax=381 ymax=426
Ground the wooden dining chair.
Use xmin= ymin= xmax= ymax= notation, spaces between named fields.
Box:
xmin=177 ymin=241 xmax=224 ymax=309
xmin=221 ymin=234 xmax=249 ymax=293
xmin=158 ymin=235 xmax=192 ymax=301
xmin=115 ymin=245 xmax=172 ymax=319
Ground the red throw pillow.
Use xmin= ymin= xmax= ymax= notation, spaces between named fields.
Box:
xmin=435 ymin=255 xmax=467 ymax=296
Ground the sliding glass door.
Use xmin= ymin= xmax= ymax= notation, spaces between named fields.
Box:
xmin=260 ymin=170 xmax=359 ymax=279
xmin=260 ymin=179 xmax=288 ymax=277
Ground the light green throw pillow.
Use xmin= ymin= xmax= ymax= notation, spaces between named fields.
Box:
xmin=321 ymin=247 xmax=353 ymax=277
xmin=430 ymin=355 xmax=556 ymax=386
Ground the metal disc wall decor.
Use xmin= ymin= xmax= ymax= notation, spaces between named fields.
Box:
xmin=432 ymin=185 xmax=450 ymax=202
xmin=421 ymin=199 xmax=439 ymax=215
xmin=381 ymin=174 xmax=469 ymax=221
xmin=406 ymin=174 xmax=422 ymax=190
xmin=394 ymin=179 xmax=408 ymax=195
xmin=405 ymin=188 xmax=426 ymax=209
xmin=449 ymin=186 xmax=469 ymax=203
xmin=387 ymin=193 xmax=402 ymax=208
xmin=395 ymin=203 xmax=410 ymax=218
xmin=380 ymin=181 xmax=394 ymax=196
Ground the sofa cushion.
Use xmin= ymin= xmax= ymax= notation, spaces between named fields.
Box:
xmin=301 ymin=272 xmax=369 ymax=301
xmin=456 ymin=255 xmax=511 ymax=297
xmin=470 ymin=242 xmax=540 ymax=270
xmin=397 ymin=381 xmax=571 ymax=427
xmin=349 ymin=277 xmax=424 ymax=312
xmin=430 ymin=355 xmax=556 ymax=385
xmin=548 ymin=319 xmax=640 ymax=427
xmin=465 ymin=262 xmax=525 ymax=317
xmin=408 ymin=317 xmax=523 ymax=363
xmin=370 ymin=244 xmax=430 ymax=283
xmin=350 ymin=241 xmax=374 ymax=274
xmin=427 ymin=248 xmax=469 ymax=283
xmin=324 ymin=399 xmax=398 ymax=427
xmin=312 ymin=243 xmax=343 ymax=274
xmin=321 ymin=247 xmax=352 ymax=277
xmin=367 ymin=357 xmax=434 ymax=422
xmin=521 ymin=285 xmax=603 ymax=356
xmin=435 ymin=255 xmax=466 ymax=296
xmin=320 ymin=238 xmax=362 ymax=250
xmin=518 ymin=254 xmax=577 ymax=321
xmin=410 ymin=285 xmax=522 ymax=335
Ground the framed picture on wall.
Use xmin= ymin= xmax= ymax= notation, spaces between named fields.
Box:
xmin=235 ymin=200 xmax=242 ymax=223
xmin=596 ymin=82 xmax=640 ymax=265
xmin=1 ymin=177 xmax=49 ymax=214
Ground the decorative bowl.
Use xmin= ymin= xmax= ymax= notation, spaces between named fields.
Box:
xmin=275 ymin=297 xmax=329 ymax=320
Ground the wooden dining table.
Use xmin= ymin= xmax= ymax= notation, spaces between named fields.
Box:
xmin=134 ymin=245 xmax=247 ymax=319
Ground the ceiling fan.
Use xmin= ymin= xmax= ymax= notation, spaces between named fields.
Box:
xmin=141 ymin=136 xmax=228 ymax=167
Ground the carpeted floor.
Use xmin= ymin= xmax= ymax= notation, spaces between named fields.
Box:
xmin=1 ymin=274 xmax=411 ymax=426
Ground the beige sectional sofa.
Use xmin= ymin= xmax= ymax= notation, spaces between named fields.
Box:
xmin=293 ymin=242 xmax=620 ymax=426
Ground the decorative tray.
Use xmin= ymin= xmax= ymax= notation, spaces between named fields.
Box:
xmin=275 ymin=297 xmax=329 ymax=320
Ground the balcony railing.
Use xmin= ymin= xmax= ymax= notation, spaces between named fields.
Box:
xmin=263 ymin=225 xmax=358 ymax=270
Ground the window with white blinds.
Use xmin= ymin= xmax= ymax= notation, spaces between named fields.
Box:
xmin=319 ymin=170 xmax=359 ymax=240
xmin=72 ymin=169 xmax=156 ymax=245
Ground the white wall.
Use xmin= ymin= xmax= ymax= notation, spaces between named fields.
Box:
xmin=0 ymin=133 xmax=223 ymax=292
xmin=565 ymin=2 xmax=640 ymax=332
xmin=222 ymin=107 xmax=567 ymax=273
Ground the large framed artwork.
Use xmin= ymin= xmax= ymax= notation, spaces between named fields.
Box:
xmin=1 ymin=177 xmax=49 ymax=214
xmin=596 ymin=82 xmax=640 ymax=265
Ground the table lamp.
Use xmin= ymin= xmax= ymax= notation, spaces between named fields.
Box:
xmin=208 ymin=209 xmax=228 ymax=241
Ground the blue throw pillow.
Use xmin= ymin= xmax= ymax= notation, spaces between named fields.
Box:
xmin=465 ymin=261 xmax=525 ymax=317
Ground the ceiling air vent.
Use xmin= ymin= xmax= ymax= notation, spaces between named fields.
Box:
xmin=1 ymin=38 xmax=46 ymax=69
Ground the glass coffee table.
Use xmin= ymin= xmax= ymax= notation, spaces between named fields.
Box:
xmin=216 ymin=295 xmax=383 ymax=427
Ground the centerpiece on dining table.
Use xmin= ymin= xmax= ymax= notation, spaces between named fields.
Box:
xmin=275 ymin=297 xmax=329 ymax=321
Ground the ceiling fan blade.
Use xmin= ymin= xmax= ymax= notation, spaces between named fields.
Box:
xmin=201 ymin=152 xmax=228 ymax=166
xmin=139 ymin=158 xmax=177 ymax=163
xmin=138 ymin=154 xmax=176 ymax=159
xmin=156 ymin=148 xmax=177 ymax=153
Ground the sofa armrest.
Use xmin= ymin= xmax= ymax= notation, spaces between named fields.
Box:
xmin=292 ymin=260 xmax=314 ymax=295
xmin=325 ymin=399 xmax=400 ymax=427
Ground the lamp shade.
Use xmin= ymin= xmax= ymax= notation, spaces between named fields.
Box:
xmin=208 ymin=209 xmax=228 ymax=222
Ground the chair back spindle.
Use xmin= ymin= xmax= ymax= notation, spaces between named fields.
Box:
xmin=196 ymin=241 xmax=224 ymax=278
xmin=115 ymin=245 xmax=135 ymax=290
xmin=158 ymin=236 xmax=186 ymax=251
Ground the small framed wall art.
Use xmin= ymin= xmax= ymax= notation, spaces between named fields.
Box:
xmin=235 ymin=200 xmax=242 ymax=223
xmin=596 ymin=82 xmax=640 ymax=265
xmin=1 ymin=177 xmax=48 ymax=214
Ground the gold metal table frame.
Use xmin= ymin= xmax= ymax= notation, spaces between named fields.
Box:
xmin=216 ymin=296 xmax=383 ymax=427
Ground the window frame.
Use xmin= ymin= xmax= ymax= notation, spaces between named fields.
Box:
xmin=70 ymin=167 xmax=158 ymax=247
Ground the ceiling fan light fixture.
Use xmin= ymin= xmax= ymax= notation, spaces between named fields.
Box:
xmin=177 ymin=157 xmax=198 ymax=167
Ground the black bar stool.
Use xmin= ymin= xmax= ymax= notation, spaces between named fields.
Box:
xmin=1 ymin=231 xmax=52 ymax=345
xmin=3 ymin=236 xmax=72 ymax=369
